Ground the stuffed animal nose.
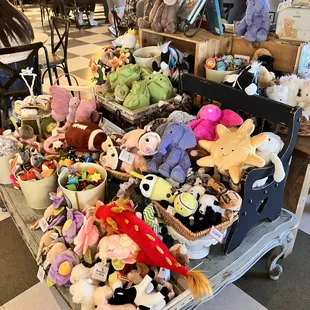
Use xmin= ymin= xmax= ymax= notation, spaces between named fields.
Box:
xmin=144 ymin=146 xmax=154 ymax=154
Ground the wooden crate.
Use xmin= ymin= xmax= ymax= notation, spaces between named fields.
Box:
xmin=139 ymin=29 xmax=310 ymax=76
xmin=231 ymin=34 xmax=309 ymax=74
xmin=139 ymin=28 xmax=232 ymax=77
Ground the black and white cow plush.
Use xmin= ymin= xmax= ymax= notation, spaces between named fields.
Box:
xmin=223 ymin=61 xmax=261 ymax=96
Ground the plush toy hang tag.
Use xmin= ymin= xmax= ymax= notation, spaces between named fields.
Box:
xmin=167 ymin=205 xmax=175 ymax=216
xmin=39 ymin=218 xmax=49 ymax=232
xmin=119 ymin=149 xmax=135 ymax=165
xmin=153 ymin=218 xmax=159 ymax=235
xmin=210 ymin=226 xmax=224 ymax=244
xmin=158 ymin=267 xmax=171 ymax=281
xmin=91 ymin=263 xmax=109 ymax=282
xmin=245 ymin=83 xmax=258 ymax=96
xmin=37 ymin=265 xmax=46 ymax=283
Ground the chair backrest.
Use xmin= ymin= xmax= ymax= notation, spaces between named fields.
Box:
xmin=0 ymin=41 xmax=43 ymax=97
xmin=49 ymin=16 xmax=70 ymax=59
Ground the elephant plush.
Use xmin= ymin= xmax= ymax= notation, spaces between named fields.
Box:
xmin=147 ymin=123 xmax=196 ymax=183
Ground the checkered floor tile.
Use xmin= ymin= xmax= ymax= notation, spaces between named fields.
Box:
xmin=23 ymin=4 xmax=111 ymax=87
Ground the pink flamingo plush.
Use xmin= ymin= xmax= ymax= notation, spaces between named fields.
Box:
xmin=188 ymin=104 xmax=244 ymax=142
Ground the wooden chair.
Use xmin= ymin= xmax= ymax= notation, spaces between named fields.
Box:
xmin=40 ymin=17 xmax=71 ymax=86
xmin=13 ymin=0 xmax=25 ymax=12
xmin=0 ymin=42 xmax=51 ymax=129
xmin=180 ymin=72 xmax=302 ymax=254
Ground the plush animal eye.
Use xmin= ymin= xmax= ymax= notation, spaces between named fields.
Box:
xmin=166 ymin=193 xmax=171 ymax=198
xmin=111 ymin=153 xmax=115 ymax=157
xmin=146 ymin=176 xmax=154 ymax=181
xmin=214 ymin=200 xmax=220 ymax=206
xmin=268 ymin=138 xmax=271 ymax=141
xmin=143 ymin=184 xmax=150 ymax=191
xmin=145 ymin=138 xmax=149 ymax=142
xmin=307 ymin=94 xmax=309 ymax=96
xmin=221 ymin=147 xmax=224 ymax=150
xmin=108 ymin=144 xmax=112 ymax=147
xmin=170 ymin=131 xmax=173 ymax=134
xmin=232 ymin=149 xmax=234 ymax=152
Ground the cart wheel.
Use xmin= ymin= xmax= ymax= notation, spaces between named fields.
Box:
xmin=268 ymin=263 xmax=283 ymax=281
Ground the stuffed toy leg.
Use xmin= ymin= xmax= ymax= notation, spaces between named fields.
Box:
xmin=270 ymin=153 xmax=285 ymax=183
xmin=158 ymin=148 xmax=183 ymax=178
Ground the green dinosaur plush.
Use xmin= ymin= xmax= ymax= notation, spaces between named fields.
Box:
xmin=108 ymin=64 xmax=141 ymax=90
xmin=114 ymin=83 xmax=130 ymax=103
xmin=145 ymin=74 xmax=174 ymax=103
xmin=123 ymin=81 xmax=150 ymax=110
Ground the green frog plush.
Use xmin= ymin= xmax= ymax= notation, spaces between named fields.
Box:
xmin=145 ymin=74 xmax=174 ymax=103
xmin=123 ymin=81 xmax=150 ymax=110
xmin=114 ymin=83 xmax=130 ymax=103
xmin=108 ymin=64 xmax=141 ymax=90
xmin=140 ymin=67 xmax=153 ymax=80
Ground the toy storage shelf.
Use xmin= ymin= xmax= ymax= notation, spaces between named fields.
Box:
xmin=0 ymin=184 xmax=299 ymax=310
xmin=139 ymin=29 xmax=309 ymax=76
xmin=139 ymin=28 xmax=233 ymax=77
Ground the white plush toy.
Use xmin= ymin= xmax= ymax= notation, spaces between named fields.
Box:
xmin=253 ymin=132 xmax=285 ymax=188
xmin=296 ymin=80 xmax=310 ymax=120
xmin=188 ymin=185 xmax=206 ymax=201
xmin=265 ymin=85 xmax=288 ymax=104
xmin=198 ymin=194 xmax=224 ymax=217
xmin=279 ymin=74 xmax=302 ymax=107
xmin=93 ymin=286 xmax=113 ymax=309
xmin=69 ymin=279 xmax=95 ymax=310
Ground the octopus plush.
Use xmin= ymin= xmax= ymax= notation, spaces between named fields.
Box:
xmin=95 ymin=199 xmax=212 ymax=300
xmin=188 ymin=104 xmax=243 ymax=143
xmin=197 ymin=119 xmax=268 ymax=184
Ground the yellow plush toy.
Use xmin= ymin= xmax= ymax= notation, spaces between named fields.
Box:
xmin=197 ymin=119 xmax=267 ymax=184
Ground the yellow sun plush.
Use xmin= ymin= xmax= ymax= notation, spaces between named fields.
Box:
xmin=197 ymin=119 xmax=268 ymax=184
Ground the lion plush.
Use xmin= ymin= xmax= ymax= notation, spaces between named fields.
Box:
xmin=197 ymin=119 xmax=268 ymax=184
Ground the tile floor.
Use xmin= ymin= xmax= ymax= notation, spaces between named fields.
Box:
xmin=1 ymin=3 xmax=310 ymax=310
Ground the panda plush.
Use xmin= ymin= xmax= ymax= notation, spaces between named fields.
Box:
xmin=188 ymin=185 xmax=206 ymax=201
xmin=188 ymin=194 xmax=223 ymax=232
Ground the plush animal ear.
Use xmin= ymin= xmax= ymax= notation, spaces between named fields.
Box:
xmin=178 ymin=125 xmax=196 ymax=150
xmin=216 ymin=124 xmax=230 ymax=138
xmin=237 ymin=119 xmax=254 ymax=135
xmin=156 ymin=123 xmax=169 ymax=137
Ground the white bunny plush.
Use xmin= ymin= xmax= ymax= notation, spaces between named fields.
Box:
xmin=296 ymin=80 xmax=310 ymax=120
xmin=279 ymin=74 xmax=302 ymax=107
xmin=253 ymin=132 xmax=285 ymax=188
xmin=265 ymin=85 xmax=288 ymax=104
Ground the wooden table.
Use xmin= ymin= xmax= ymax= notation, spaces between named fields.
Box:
xmin=0 ymin=184 xmax=299 ymax=310
xmin=283 ymin=136 xmax=310 ymax=255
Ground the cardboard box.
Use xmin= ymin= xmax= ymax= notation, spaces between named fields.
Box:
xmin=276 ymin=4 xmax=310 ymax=41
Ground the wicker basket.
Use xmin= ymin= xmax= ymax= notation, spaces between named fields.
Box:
xmin=273 ymin=117 xmax=310 ymax=137
xmin=153 ymin=201 xmax=239 ymax=242
xmin=105 ymin=167 xmax=130 ymax=182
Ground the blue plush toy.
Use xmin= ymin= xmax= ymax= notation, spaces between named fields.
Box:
xmin=234 ymin=0 xmax=270 ymax=43
xmin=147 ymin=123 xmax=196 ymax=183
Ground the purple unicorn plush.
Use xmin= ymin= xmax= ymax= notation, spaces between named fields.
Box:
xmin=234 ymin=0 xmax=270 ymax=42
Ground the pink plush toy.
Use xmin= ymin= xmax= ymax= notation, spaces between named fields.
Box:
xmin=67 ymin=97 xmax=80 ymax=124
xmin=75 ymin=99 xmax=100 ymax=123
xmin=74 ymin=216 xmax=99 ymax=255
xmin=188 ymin=104 xmax=244 ymax=142
xmin=50 ymin=86 xmax=71 ymax=122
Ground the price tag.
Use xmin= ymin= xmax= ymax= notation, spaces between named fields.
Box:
xmin=39 ymin=218 xmax=49 ymax=233
xmin=119 ymin=149 xmax=135 ymax=165
xmin=37 ymin=265 xmax=46 ymax=282
xmin=91 ymin=263 xmax=109 ymax=282
xmin=158 ymin=267 xmax=171 ymax=281
xmin=210 ymin=226 xmax=224 ymax=244
xmin=153 ymin=218 xmax=159 ymax=236
xmin=167 ymin=205 xmax=175 ymax=215
xmin=43 ymin=260 xmax=51 ymax=271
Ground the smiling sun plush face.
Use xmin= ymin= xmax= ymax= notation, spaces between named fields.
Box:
xmin=197 ymin=119 xmax=267 ymax=184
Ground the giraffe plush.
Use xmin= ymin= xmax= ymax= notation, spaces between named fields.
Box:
xmin=197 ymin=119 xmax=268 ymax=184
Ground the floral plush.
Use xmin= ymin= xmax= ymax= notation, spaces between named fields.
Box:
xmin=74 ymin=216 xmax=99 ymax=256
xmin=197 ymin=119 xmax=268 ymax=184
xmin=148 ymin=123 xmax=196 ymax=183
xmin=48 ymin=250 xmax=80 ymax=286
xmin=188 ymin=104 xmax=243 ymax=143
xmin=62 ymin=209 xmax=84 ymax=244
xmin=98 ymin=234 xmax=140 ymax=269
xmin=234 ymin=0 xmax=271 ymax=42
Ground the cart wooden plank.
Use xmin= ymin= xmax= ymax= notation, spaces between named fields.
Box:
xmin=0 ymin=184 xmax=299 ymax=310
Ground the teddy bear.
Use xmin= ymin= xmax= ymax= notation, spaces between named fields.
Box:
xmin=265 ymin=85 xmax=289 ymax=105
xmin=234 ymin=0 xmax=271 ymax=42
xmin=138 ymin=0 xmax=178 ymax=34
xmin=253 ymin=132 xmax=285 ymax=188
xmin=279 ymin=74 xmax=302 ymax=107
xmin=279 ymin=18 xmax=297 ymax=38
